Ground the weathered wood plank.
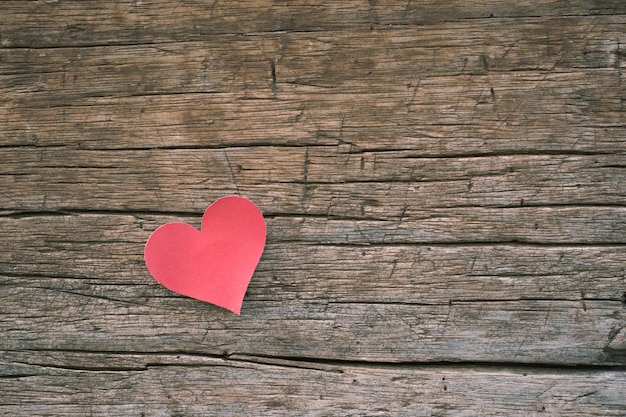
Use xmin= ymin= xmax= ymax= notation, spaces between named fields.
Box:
xmin=0 ymin=213 xmax=624 ymax=365
xmin=2 ymin=281 xmax=623 ymax=365
xmin=2 ymin=72 xmax=624 ymax=147
xmin=1 ymin=351 xmax=625 ymax=416
xmin=2 ymin=15 xmax=624 ymax=152
xmin=3 ymin=94 xmax=624 ymax=152
xmin=2 ymin=1 xmax=624 ymax=48
xmin=2 ymin=18 xmax=622 ymax=99
xmin=2 ymin=214 xmax=625 ymax=302
xmin=1 ymin=147 xmax=625 ymax=214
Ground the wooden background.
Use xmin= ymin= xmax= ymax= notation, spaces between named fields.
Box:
xmin=1 ymin=1 xmax=625 ymax=415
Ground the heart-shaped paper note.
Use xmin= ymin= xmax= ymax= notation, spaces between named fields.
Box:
xmin=144 ymin=196 xmax=266 ymax=314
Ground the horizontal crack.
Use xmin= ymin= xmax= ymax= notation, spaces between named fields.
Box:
xmin=228 ymin=353 xmax=626 ymax=373
xmin=3 ymin=348 xmax=625 ymax=373
xmin=328 ymin=297 xmax=624 ymax=306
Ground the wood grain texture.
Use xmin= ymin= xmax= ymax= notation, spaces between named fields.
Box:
xmin=1 ymin=0 xmax=625 ymax=415
xmin=2 ymin=351 xmax=626 ymax=417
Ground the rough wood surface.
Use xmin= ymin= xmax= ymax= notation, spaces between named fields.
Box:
xmin=2 ymin=351 xmax=626 ymax=417
xmin=1 ymin=0 xmax=625 ymax=415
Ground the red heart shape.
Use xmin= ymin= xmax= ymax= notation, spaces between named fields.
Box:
xmin=144 ymin=196 xmax=266 ymax=314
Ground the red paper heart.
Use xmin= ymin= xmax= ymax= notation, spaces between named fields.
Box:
xmin=144 ymin=196 xmax=266 ymax=314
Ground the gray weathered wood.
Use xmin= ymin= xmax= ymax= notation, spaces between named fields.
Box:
xmin=1 ymin=214 xmax=624 ymax=365
xmin=1 ymin=0 xmax=625 ymax=415
xmin=1 ymin=148 xmax=625 ymax=215
xmin=2 ymin=351 xmax=625 ymax=416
